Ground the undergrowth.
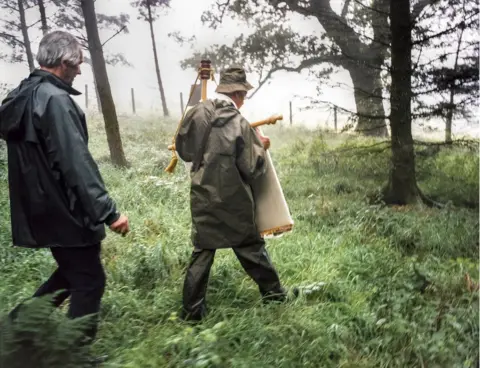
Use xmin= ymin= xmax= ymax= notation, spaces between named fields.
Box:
xmin=0 ymin=115 xmax=478 ymax=367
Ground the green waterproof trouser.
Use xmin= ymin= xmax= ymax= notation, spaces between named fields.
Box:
xmin=182 ymin=240 xmax=286 ymax=319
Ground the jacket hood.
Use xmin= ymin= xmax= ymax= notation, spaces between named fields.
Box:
xmin=0 ymin=69 xmax=80 ymax=141
xmin=211 ymin=99 xmax=239 ymax=127
xmin=175 ymin=99 xmax=240 ymax=163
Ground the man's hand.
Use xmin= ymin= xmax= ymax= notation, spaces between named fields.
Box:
xmin=260 ymin=135 xmax=271 ymax=150
xmin=109 ymin=214 xmax=129 ymax=236
xmin=255 ymin=128 xmax=271 ymax=150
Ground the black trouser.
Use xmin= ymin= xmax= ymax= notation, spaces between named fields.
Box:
xmin=182 ymin=240 xmax=285 ymax=318
xmin=10 ymin=243 xmax=106 ymax=343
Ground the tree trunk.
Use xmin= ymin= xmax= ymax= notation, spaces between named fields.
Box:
xmin=93 ymin=75 xmax=102 ymax=111
xmin=18 ymin=0 xmax=34 ymax=72
xmin=311 ymin=0 xmax=390 ymax=137
xmin=445 ymin=4 xmax=466 ymax=144
xmin=80 ymin=0 xmax=128 ymax=167
xmin=147 ymin=1 xmax=169 ymax=117
xmin=382 ymin=0 xmax=421 ymax=205
xmin=445 ymin=96 xmax=453 ymax=143
xmin=349 ymin=65 xmax=389 ymax=137
xmin=38 ymin=0 xmax=48 ymax=35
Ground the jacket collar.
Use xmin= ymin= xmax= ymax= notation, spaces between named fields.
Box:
xmin=214 ymin=92 xmax=239 ymax=109
xmin=30 ymin=69 xmax=82 ymax=96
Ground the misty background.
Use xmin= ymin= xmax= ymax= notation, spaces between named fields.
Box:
xmin=0 ymin=0 xmax=478 ymax=138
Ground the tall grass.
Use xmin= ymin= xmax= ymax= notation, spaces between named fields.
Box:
xmin=0 ymin=115 xmax=478 ymax=367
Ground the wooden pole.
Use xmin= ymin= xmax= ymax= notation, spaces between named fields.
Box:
xmin=200 ymin=59 xmax=211 ymax=101
xmin=334 ymin=105 xmax=338 ymax=132
xmin=85 ymin=84 xmax=88 ymax=110
xmin=250 ymin=114 xmax=283 ymax=128
xmin=289 ymin=101 xmax=292 ymax=126
xmin=201 ymin=80 xmax=207 ymax=101
xmin=180 ymin=92 xmax=184 ymax=114
xmin=290 ymin=101 xmax=293 ymax=126
xmin=131 ymin=87 xmax=136 ymax=114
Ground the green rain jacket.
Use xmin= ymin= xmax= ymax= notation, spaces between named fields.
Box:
xmin=175 ymin=98 xmax=267 ymax=249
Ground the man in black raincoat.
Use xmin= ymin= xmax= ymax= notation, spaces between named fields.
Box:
xmin=0 ymin=31 xmax=129 ymax=345
xmin=176 ymin=67 xmax=293 ymax=321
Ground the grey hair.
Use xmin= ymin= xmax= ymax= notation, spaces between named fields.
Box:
xmin=36 ymin=31 xmax=83 ymax=68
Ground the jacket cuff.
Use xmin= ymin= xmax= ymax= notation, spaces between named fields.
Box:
xmin=105 ymin=210 xmax=120 ymax=226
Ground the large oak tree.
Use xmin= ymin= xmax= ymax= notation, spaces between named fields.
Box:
xmin=178 ymin=1 xmax=443 ymax=137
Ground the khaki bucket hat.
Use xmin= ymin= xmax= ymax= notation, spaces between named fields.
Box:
xmin=215 ymin=67 xmax=254 ymax=93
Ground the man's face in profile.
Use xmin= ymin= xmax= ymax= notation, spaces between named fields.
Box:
xmin=61 ymin=51 xmax=83 ymax=86
xmin=236 ymin=91 xmax=247 ymax=109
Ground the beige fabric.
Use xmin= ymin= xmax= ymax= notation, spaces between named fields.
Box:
xmin=251 ymin=131 xmax=294 ymax=238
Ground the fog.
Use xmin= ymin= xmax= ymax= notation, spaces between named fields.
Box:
xmin=0 ymin=0 xmax=477 ymax=138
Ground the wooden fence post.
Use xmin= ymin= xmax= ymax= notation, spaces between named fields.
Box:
xmin=180 ymin=92 xmax=184 ymax=114
xmin=289 ymin=101 xmax=292 ymax=126
xmin=131 ymin=87 xmax=136 ymax=114
xmin=334 ymin=105 xmax=338 ymax=132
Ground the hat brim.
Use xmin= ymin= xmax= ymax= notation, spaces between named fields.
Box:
xmin=215 ymin=81 xmax=254 ymax=93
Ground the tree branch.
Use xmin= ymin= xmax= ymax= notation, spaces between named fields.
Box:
xmin=326 ymin=140 xmax=390 ymax=155
xmin=413 ymin=14 xmax=478 ymax=45
xmin=370 ymin=0 xmax=390 ymax=62
xmin=340 ymin=0 xmax=351 ymax=19
xmin=218 ymin=0 xmax=232 ymax=24
xmin=1 ymin=3 xmax=19 ymax=13
xmin=75 ymin=34 xmax=89 ymax=49
xmin=23 ymin=1 xmax=38 ymax=11
xmin=313 ymin=99 xmax=389 ymax=120
xmin=305 ymin=5 xmax=391 ymax=49
xmin=0 ymin=32 xmax=24 ymax=46
xmin=284 ymin=0 xmax=362 ymax=56
xmin=101 ymin=25 xmax=127 ymax=46
xmin=0 ymin=18 xmax=19 ymax=30
xmin=411 ymin=0 xmax=441 ymax=21
xmin=341 ymin=0 xmax=351 ymax=18
xmin=206 ymin=0 xmax=233 ymax=28
xmin=247 ymin=54 xmax=346 ymax=99
xmin=281 ymin=0 xmax=315 ymax=18
xmin=413 ymin=45 xmax=474 ymax=69
xmin=27 ymin=19 xmax=43 ymax=29
xmin=353 ymin=0 xmax=389 ymax=16
xmin=327 ymin=80 xmax=387 ymax=100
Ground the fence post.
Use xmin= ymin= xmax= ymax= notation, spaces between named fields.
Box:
xmin=289 ymin=101 xmax=292 ymax=126
xmin=131 ymin=87 xmax=136 ymax=114
xmin=180 ymin=92 xmax=184 ymax=114
xmin=334 ymin=105 xmax=338 ymax=132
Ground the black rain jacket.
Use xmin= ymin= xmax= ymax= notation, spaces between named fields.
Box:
xmin=0 ymin=69 xmax=119 ymax=248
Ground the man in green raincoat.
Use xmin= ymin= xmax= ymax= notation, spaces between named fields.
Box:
xmin=175 ymin=67 xmax=293 ymax=321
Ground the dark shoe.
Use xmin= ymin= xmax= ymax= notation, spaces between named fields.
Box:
xmin=180 ymin=312 xmax=204 ymax=323
xmin=179 ymin=305 xmax=207 ymax=323
xmin=262 ymin=287 xmax=300 ymax=304
xmin=262 ymin=289 xmax=287 ymax=303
